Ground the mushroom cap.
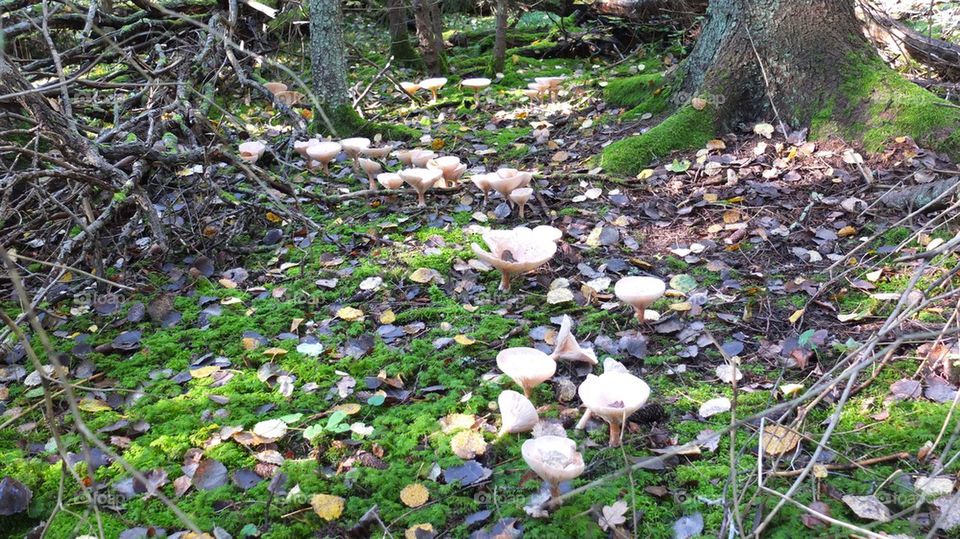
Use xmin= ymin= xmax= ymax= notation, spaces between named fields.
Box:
xmin=550 ymin=315 xmax=598 ymax=365
xmin=528 ymin=82 xmax=549 ymax=92
xmin=614 ymin=276 xmax=666 ymax=310
xmin=461 ymin=77 xmax=492 ymax=90
xmin=420 ymin=77 xmax=448 ymax=91
xmin=469 ymin=173 xmax=493 ymax=192
xmin=509 ymin=187 xmax=533 ymax=205
xmin=488 ymin=169 xmax=529 ymax=198
xmin=275 ymin=90 xmax=304 ymax=105
xmin=306 ymin=141 xmax=342 ymax=162
xmin=427 ymin=156 xmax=467 ymax=181
xmin=578 ymin=371 xmax=650 ymax=424
xmin=399 ymin=168 xmax=443 ymax=191
xmin=472 ymin=227 xmax=558 ymax=277
xmin=523 ymin=89 xmax=541 ymax=100
xmin=294 ymin=138 xmax=320 ymax=158
xmin=362 ymin=145 xmax=394 ymax=159
xmin=340 ymin=137 xmax=371 ymax=155
xmin=400 ymin=81 xmax=421 ymax=94
xmin=410 ymin=149 xmax=436 ymax=168
xmin=376 ymin=172 xmax=405 ymax=190
xmin=264 ymin=82 xmax=288 ymax=95
xmin=534 ymin=76 xmax=565 ymax=88
xmin=521 ymin=435 xmax=585 ymax=486
xmin=531 ymin=225 xmax=563 ymax=243
xmin=395 ymin=149 xmax=416 ymax=165
xmin=357 ymin=157 xmax=382 ymax=176
xmin=238 ymin=141 xmax=266 ymax=163
xmin=498 ymin=390 xmax=539 ymax=436
xmin=496 ymin=347 xmax=556 ymax=393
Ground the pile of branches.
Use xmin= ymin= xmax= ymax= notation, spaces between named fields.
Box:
xmin=0 ymin=0 xmax=315 ymax=302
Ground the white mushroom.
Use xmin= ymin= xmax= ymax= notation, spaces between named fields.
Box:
xmin=294 ymin=138 xmax=320 ymax=164
xmin=410 ymin=149 xmax=436 ymax=168
xmin=550 ymin=315 xmax=597 ymax=365
xmin=531 ymin=225 xmax=563 ymax=243
xmin=238 ymin=141 xmax=267 ymax=164
xmin=357 ymin=158 xmax=383 ymax=190
xmin=264 ymin=82 xmax=288 ymax=95
xmin=496 ymin=347 xmax=556 ymax=398
xmin=578 ymin=359 xmax=650 ymax=447
xmin=400 ymin=81 xmax=421 ymax=96
xmin=340 ymin=137 xmax=371 ymax=160
xmin=362 ymin=144 xmax=394 ymax=160
xmin=614 ymin=276 xmax=666 ymax=323
xmin=488 ymin=168 xmax=533 ymax=203
xmin=521 ymin=435 xmax=585 ymax=498
xmin=509 ymin=188 xmax=534 ymax=219
xmin=427 ymin=156 xmax=467 ymax=188
xmin=497 ymin=390 xmax=539 ymax=438
xmin=376 ymin=172 xmax=405 ymax=190
xmin=399 ymin=168 xmax=443 ymax=207
xmin=534 ymin=76 xmax=565 ymax=102
xmin=395 ymin=149 xmax=416 ymax=166
xmin=306 ymin=141 xmax=342 ymax=174
xmin=419 ymin=77 xmax=448 ymax=102
xmin=461 ymin=77 xmax=492 ymax=107
xmin=469 ymin=173 xmax=494 ymax=205
xmin=471 ymin=226 xmax=558 ymax=291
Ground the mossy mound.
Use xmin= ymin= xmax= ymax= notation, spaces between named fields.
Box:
xmin=601 ymin=105 xmax=715 ymax=175
xmin=604 ymin=73 xmax=668 ymax=112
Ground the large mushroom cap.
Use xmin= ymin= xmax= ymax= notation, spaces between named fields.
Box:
xmin=420 ymin=77 xmax=448 ymax=91
xmin=395 ymin=149 xmax=416 ymax=166
xmin=461 ymin=77 xmax=492 ymax=90
xmin=497 ymin=390 xmax=539 ymax=437
xmin=531 ymin=225 xmax=563 ymax=243
xmin=488 ymin=169 xmax=529 ymax=199
xmin=427 ymin=156 xmax=467 ymax=182
xmin=614 ymin=276 xmax=666 ymax=320
xmin=362 ymin=144 xmax=394 ymax=159
xmin=472 ymin=227 xmax=558 ymax=290
xmin=358 ymin=157 xmax=382 ymax=177
xmin=509 ymin=188 xmax=533 ymax=205
xmin=410 ymin=149 xmax=436 ymax=168
xmin=238 ymin=141 xmax=266 ymax=163
xmin=294 ymin=138 xmax=320 ymax=159
xmin=469 ymin=173 xmax=493 ymax=192
xmin=400 ymin=81 xmax=421 ymax=95
xmin=376 ymin=172 xmax=404 ymax=190
xmin=521 ymin=435 xmax=585 ymax=492
xmin=578 ymin=372 xmax=650 ymax=422
xmin=551 ymin=315 xmax=597 ymax=365
xmin=306 ymin=141 xmax=342 ymax=163
xmin=340 ymin=137 xmax=371 ymax=157
xmin=496 ymin=347 xmax=556 ymax=397
xmin=264 ymin=82 xmax=288 ymax=95
xmin=399 ymin=168 xmax=443 ymax=206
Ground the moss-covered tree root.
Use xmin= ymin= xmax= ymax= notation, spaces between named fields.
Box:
xmin=600 ymin=105 xmax=716 ymax=175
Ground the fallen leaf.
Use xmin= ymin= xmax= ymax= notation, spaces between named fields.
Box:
xmin=450 ymin=430 xmax=486 ymax=459
xmin=310 ymin=493 xmax=345 ymax=521
xmin=400 ymin=483 xmax=430 ymax=508
xmin=762 ymin=423 xmax=801 ymax=456
xmin=842 ymin=495 xmax=890 ymax=522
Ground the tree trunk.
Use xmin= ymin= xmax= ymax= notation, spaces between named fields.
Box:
xmin=387 ymin=0 xmax=422 ymax=67
xmin=308 ymin=0 xmax=350 ymax=110
xmin=491 ymin=0 xmax=508 ymax=73
xmin=413 ymin=0 xmax=447 ymax=75
xmin=680 ymin=0 xmax=866 ymax=129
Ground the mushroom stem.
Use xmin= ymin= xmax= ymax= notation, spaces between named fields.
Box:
xmin=499 ymin=271 xmax=512 ymax=292
xmin=430 ymin=89 xmax=438 ymax=102
xmin=549 ymin=482 xmax=561 ymax=499
xmin=321 ymin=162 xmax=329 ymax=175
xmin=608 ymin=421 xmax=622 ymax=448
xmin=416 ymin=191 xmax=427 ymax=207
xmin=368 ymin=176 xmax=377 ymax=191
xmin=633 ymin=306 xmax=647 ymax=323
xmin=518 ymin=204 xmax=526 ymax=220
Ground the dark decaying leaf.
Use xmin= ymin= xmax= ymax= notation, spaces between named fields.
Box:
xmin=231 ymin=468 xmax=263 ymax=490
xmin=0 ymin=476 xmax=32 ymax=515
xmin=443 ymin=460 xmax=492 ymax=486
xmin=193 ymin=459 xmax=228 ymax=490
xmin=111 ymin=330 xmax=142 ymax=351
xmin=673 ymin=512 xmax=704 ymax=539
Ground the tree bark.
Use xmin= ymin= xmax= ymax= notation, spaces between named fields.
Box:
xmin=680 ymin=0 xmax=867 ymax=129
xmin=413 ymin=0 xmax=446 ymax=74
xmin=308 ymin=0 xmax=350 ymax=110
xmin=491 ymin=0 xmax=508 ymax=73
xmin=387 ymin=0 xmax=421 ymax=67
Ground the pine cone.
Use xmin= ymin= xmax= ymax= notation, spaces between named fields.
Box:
xmin=631 ymin=402 xmax=666 ymax=424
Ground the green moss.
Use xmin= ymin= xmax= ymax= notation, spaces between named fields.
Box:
xmin=604 ymin=73 xmax=669 ymax=114
xmin=601 ymin=105 xmax=715 ymax=175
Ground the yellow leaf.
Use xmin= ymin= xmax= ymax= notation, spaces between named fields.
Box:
xmin=813 ymin=464 xmax=828 ymax=479
xmin=670 ymin=302 xmax=692 ymax=312
xmin=400 ymin=483 xmax=430 ymax=508
xmin=310 ymin=494 xmax=345 ymax=521
xmin=450 ymin=430 xmax=486 ymax=459
xmin=865 ymin=269 xmax=883 ymax=282
xmin=60 ymin=271 xmax=73 ymax=283
xmin=264 ymin=347 xmax=288 ymax=358
xmin=722 ymin=210 xmax=741 ymax=224
xmin=266 ymin=212 xmax=282 ymax=223
xmin=462 ymin=304 xmax=478 ymax=313
xmin=780 ymin=383 xmax=804 ymax=397
xmin=409 ymin=268 xmax=443 ymax=284
xmin=706 ymin=139 xmax=726 ymax=151
xmin=703 ymin=193 xmax=718 ymax=203
xmin=218 ymin=278 xmax=237 ymax=289
xmin=431 ymin=139 xmax=445 ymax=151
xmin=242 ymin=337 xmax=260 ymax=351
xmin=439 ymin=413 xmax=476 ymax=433
xmin=838 ymin=226 xmax=857 ymax=238
xmin=636 ymin=168 xmax=655 ymax=181
xmin=337 ymin=306 xmax=364 ymax=321
xmin=78 ymin=398 xmax=112 ymax=413
xmin=221 ymin=297 xmax=243 ymax=306
xmin=454 ymin=334 xmax=476 ymax=346
xmin=405 ymin=524 xmax=434 ymax=539
xmin=190 ymin=366 xmax=220 ymax=379
xmin=788 ymin=309 xmax=805 ymax=324
xmin=762 ymin=424 xmax=802 ymax=456
xmin=330 ymin=403 xmax=362 ymax=415
xmin=379 ymin=310 xmax=396 ymax=324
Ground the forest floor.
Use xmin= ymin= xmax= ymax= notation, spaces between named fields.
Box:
xmin=3 ymin=8 xmax=960 ymax=539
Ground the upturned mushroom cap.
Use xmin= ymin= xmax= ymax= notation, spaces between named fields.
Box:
xmin=531 ymin=225 xmax=563 ymax=243
xmin=521 ymin=435 xmax=585 ymax=492
xmin=427 ymin=156 xmax=467 ymax=182
xmin=362 ymin=145 xmax=394 ymax=159
xmin=497 ymin=390 xmax=539 ymax=437
xmin=509 ymin=188 xmax=533 ymax=207
xmin=400 ymin=81 xmax=420 ymax=95
xmin=399 ymin=168 xmax=443 ymax=206
xmin=294 ymin=138 xmax=320 ymax=159
xmin=419 ymin=77 xmax=448 ymax=91
xmin=496 ymin=347 xmax=556 ymax=397
xmin=395 ymin=149 xmax=416 ymax=166
xmin=471 ymin=227 xmax=558 ymax=290
xmin=264 ymin=82 xmax=287 ymax=95
xmin=376 ymin=172 xmax=404 ymax=190
xmin=410 ymin=149 xmax=436 ymax=168
xmin=550 ymin=315 xmax=597 ymax=365
xmin=578 ymin=371 xmax=650 ymax=424
xmin=358 ymin=157 xmax=382 ymax=177
xmin=306 ymin=141 xmax=342 ymax=164
xmin=238 ymin=141 xmax=266 ymax=163
xmin=534 ymin=76 xmax=565 ymax=89
xmin=614 ymin=276 xmax=666 ymax=320
xmin=488 ymin=169 xmax=529 ymax=199
xmin=469 ymin=173 xmax=493 ymax=193
xmin=461 ymin=77 xmax=492 ymax=91
xmin=523 ymin=89 xmax=542 ymax=100
xmin=275 ymin=90 xmax=304 ymax=105
xmin=340 ymin=137 xmax=371 ymax=157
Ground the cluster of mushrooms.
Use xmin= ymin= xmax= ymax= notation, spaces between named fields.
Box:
xmin=523 ymin=76 xmax=565 ymax=104
xmin=400 ymin=76 xmax=493 ymax=107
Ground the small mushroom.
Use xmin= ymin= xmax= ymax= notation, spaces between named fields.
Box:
xmin=534 ymin=76 xmax=565 ymax=102
xmin=460 ymin=77 xmax=492 ymax=107
xmin=614 ymin=276 xmax=666 ymax=323
xmin=578 ymin=359 xmax=650 ymax=447
xmin=306 ymin=141 xmax=342 ymax=174
xmin=488 ymin=168 xmax=533 ymax=203
xmin=395 ymin=149 xmax=416 ymax=166
xmin=376 ymin=172 xmax=404 ymax=190
xmin=509 ymin=188 xmax=533 ymax=219
xmin=550 ymin=315 xmax=597 ymax=365
xmin=469 ymin=173 xmax=493 ymax=205
xmin=400 ymin=81 xmax=421 ymax=96
xmin=357 ymin=158 xmax=383 ymax=190
xmin=294 ymin=138 xmax=320 ymax=162
xmin=340 ymin=137 xmax=371 ymax=160
xmin=362 ymin=144 xmax=394 ymax=160
xmin=521 ymin=435 xmax=585 ymax=498
xmin=472 ymin=226 xmax=558 ymax=291
xmin=496 ymin=347 xmax=556 ymax=398
xmin=264 ymin=82 xmax=288 ymax=95
xmin=419 ymin=77 xmax=448 ymax=102
xmin=238 ymin=141 xmax=266 ymax=164
xmin=399 ymin=168 xmax=443 ymax=207
xmin=497 ymin=390 xmax=539 ymax=438
xmin=410 ymin=149 xmax=436 ymax=168
xmin=427 ymin=156 xmax=467 ymax=187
